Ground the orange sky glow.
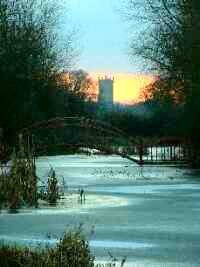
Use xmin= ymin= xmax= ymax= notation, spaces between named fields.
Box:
xmin=89 ymin=72 xmax=155 ymax=104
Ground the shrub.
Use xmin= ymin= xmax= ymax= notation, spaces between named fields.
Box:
xmin=0 ymin=134 xmax=38 ymax=211
xmin=0 ymin=230 xmax=94 ymax=267
xmin=47 ymin=168 xmax=59 ymax=205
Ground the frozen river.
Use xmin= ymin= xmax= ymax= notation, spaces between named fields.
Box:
xmin=1 ymin=155 xmax=200 ymax=266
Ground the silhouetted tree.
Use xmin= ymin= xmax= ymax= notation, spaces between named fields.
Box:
xmin=126 ymin=0 xmax=200 ymax=164
xmin=0 ymin=0 xmax=75 ymax=145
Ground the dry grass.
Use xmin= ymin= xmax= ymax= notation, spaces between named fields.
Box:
xmin=0 ymin=230 xmax=94 ymax=267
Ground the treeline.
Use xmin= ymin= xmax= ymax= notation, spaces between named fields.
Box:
xmin=95 ymin=101 xmax=180 ymax=138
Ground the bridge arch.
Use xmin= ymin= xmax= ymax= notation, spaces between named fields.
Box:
xmin=20 ymin=116 xmax=140 ymax=164
xmin=19 ymin=116 xmax=188 ymax=165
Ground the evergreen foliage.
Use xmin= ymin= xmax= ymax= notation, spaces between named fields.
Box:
xmin=0 ymin=134 xmax=38 ymax=210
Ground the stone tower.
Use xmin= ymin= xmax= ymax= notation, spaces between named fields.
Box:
xmin=98 ymin=77 xmax=114 ymax=107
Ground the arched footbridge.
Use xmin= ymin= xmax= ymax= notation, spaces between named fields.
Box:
xmin=19 ymin=116 xmax=189 ymax=166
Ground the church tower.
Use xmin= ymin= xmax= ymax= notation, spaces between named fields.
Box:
xmin=98 ymin=77 xmax=114 ymax=107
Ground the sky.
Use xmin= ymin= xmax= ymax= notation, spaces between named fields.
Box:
xmin=68 ymin=0 xmax=134 ymax=73
xmin=90 ymin=72 xmax=154 ymax=104
xmin=67 ymin=0 xmax=154 ymax=103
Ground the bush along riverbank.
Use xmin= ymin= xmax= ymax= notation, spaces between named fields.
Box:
xmin=0 ymin=135 xmax=38 ymax=211
xmin=0 ymin=229 xmax=125 ymax=267
xmin=0 ymin=230 xmax=94 ymax=267
xmin=0 ymin=135 xmax=62 ymax=212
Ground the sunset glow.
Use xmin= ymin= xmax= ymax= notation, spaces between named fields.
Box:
xmin=89 ymin=72 xmax=155 ymax=104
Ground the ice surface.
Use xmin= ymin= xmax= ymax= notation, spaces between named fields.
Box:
xmin=1 ymin=155 xmax=200 ymax=267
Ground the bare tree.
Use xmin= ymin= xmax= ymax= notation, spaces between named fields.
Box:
xmin=126 ymin=0 xmax=200 ymax=102
xmin=126 ymin=0 xmax=200 ymax=164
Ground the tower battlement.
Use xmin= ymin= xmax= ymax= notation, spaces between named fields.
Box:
xmin=98 ymin=76 xmax=114 ymax=81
